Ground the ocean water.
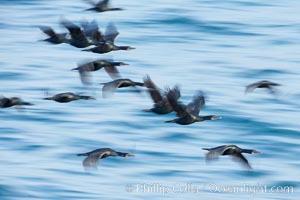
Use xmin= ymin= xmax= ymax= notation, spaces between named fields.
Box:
xmin=0 ymin=0 xmax=299 ymax=199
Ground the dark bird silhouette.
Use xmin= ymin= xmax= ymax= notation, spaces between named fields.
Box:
xmin=0 ymin=96 xmax=33 ymax=108
xmin=83 ymin=0 xmax=124 ymax=13
xmin=143 ymin=75 xmax=180 ymax=114
xmin=61 ymin=18 xmax=96 ymax=48
xmin=39 ymin=26 xmax=67 ymax=44
xmin=72 ymin=59 xmax=128 ymax=85
xmin=77 ymin=148 xmax=134 ymax=171
xmin=202 ymin=145 xmax=261 ymax=169
xmin=101 ymin=79 xmax=144 ymax=98
xmin=82 ymin=23 xmax=135 ymax=54
xmin=165 ymin=89 xmax=221 ymax=125
xmin=245 ymin=80 xmax=281 ymax=94
xmin=43 ymin=92 xmax=95 ymax=103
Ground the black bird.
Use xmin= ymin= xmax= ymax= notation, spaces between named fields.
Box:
xmin=77 ymin=148 xmax=134 ymax=171
xmin=101 ymin=79 xmax=144 ymax=98
xmin=143 ymin=75 xmax=180 ymax=114
xmin=202 ymin=145 xmax=261 ymax=169
xmin=39 ymin=26 xmax=67 ymax=44
xmin=61 ymin=18 xmax=95 ymax=48
xmin=82 ymin=23 xmax=135 ymax=54
xmin=72 ymin=60 xmax=128 ymax=85
xmin=0 ymin=96 xmax=33 ymax=108
xmin=72 ymin=59 xmax=128 ymax=85
xmin=82 ymin=42 xmax=135 ymax=54
xmin=83 ymin=0 xmax=124 ymax=13
xmin=43 ymin=92 xmax=95 ymax=103
xmin=165 ymin=90 xmax=221 ymax=125
xmin=245 ymin=80 xmax=281 ymax=94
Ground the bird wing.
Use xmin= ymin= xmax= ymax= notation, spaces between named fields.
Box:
xmin=39 ymin=26 xmax=56 ymax=37
xmin=104 ymin=23 xmax=119 ymax=43
xmin=186 ymin=91 xmax=205 ymax=116
xmin=82 ymin=151 xmax=108 ymax=171
xmin=204 ymin=145 xmax=228 ymax=161
xmin=104 ymin=66 xmax=121 ymax=80
xmin=102 ymin=80 xmax=123 ymax=98
xmin=83 ymin=0 xmax=97 ymax=6
xmin=245 ymin=82 xmax=260 ymax=93
xmin=166 ymin=87 xmax=187 ymax=117
xmin=96 ymin=0 xmax=109 ymax=7
xmin=61 ymin=18 xmax=86 ymax=41
xmin=231 ymin=153 xmax=252 ymax=169
xmin=143 ymin=75 xmax=163 ymax=103
xmin=76 ymin=62 xmax=95 ymax=85
xmin=171 ymin=85 xmax=181 ymax=100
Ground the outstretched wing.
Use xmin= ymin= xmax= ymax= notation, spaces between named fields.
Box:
xmin=231 ymin=153 xmax=252 ymax=169
xmin=102 ymin=80 xmax=123 ymax=98
xmin=186 ymin=91 xmax=205 ymax=116
xmin=96 ymin=0 xmax=109 ymax=7
xmin=143 ymin=75 xmax=163 ymax=104
xmin=61 ymin=18 xmax=86 ymax=41
xmin=83 ymin=0 xmax=97 ymax=6
xmin=39 ymin=26 xmax=56 ymax=37
xmin=166 ymin=87 xmax=187 ymax=117
xmin=104 ymin=22 xmax=119 ymax=43
xmin=104 ymin=66 xmax=121 ymax=80
xmin=203 ymin=145 xmax=228 ymax=161
xmin=82 ymin=151 xmax=107 ymax=171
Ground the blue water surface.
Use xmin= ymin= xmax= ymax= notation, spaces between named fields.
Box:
xmin=0 ymin=0 xmax=299 ymax=199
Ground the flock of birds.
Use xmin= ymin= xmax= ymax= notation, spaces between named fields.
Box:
xmin=1 ymin=0 xmax=283 ymax=171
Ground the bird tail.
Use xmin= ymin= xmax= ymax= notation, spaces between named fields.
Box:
xmin=142 ymin=109 xmax=152 ymax=112
xmin=43 ymin=97 xmax=53 ymax=100
xmin=82 ymin=49 xmax=91 ymax=52
xmin=77 ymin=153 xmax=88 ymax=156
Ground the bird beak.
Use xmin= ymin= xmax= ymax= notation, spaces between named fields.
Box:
xmin=252 ymin=150 xmax=261 ymax=154
xmin=127 ymin=47 xmax=135 ymax=50
xmin=121 ymin=62 xmax=129 ymax=66
xmin=125 ymin=153 xmax=135 ymax=157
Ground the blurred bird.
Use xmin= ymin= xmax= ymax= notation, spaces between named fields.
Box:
xmin=83 ymin=0 xmax=124 ymax=13
xmin=61 ymin=18 xmax=97 ymax=48
xmin=43 ymin=92 xmax=95 ymax=103
xmin=77 ymin=148 xmax=134 ymax=171
xmin=0 ymin=96 xmax=33 ymax=108
xmin=202 ymin=145 xmax=261 ymax=169
xmin=165 ymin=89 xmax=221 ymax=125
xmin=72 ymin=59 xmax=128 ymax=85
xmin=82 ymin=23 xmax=135 ymax=54
xmin=143 ymin=75 xmax=181 ymax=114
xmin=101 ymin=79 xmax=144 ymax=98
xmin=39 ymin=26 xmax=67 ymax=44
xmin=245 ymin=80 xmax=281 ymax=94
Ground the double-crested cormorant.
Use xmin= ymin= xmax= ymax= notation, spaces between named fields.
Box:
xmin=82 ymin=23 xmax=135 ymax=54
xmin=43 ymin=92 xmax=95 ymax=103
xmin=83 ymin=0 xmax=123 ymax=13
xmin=202 ymin=145 xmax=261 ymax=169
xmin=245 ymin=80 xmax=281 ymax=94
xmin=72 ymin=59 xmax=128 ymax=85
xmin=143 ymin=75 xmax=180 ymax=114
xmin=82 ymin=42 xmax=135 ymax=54
xmin=77 ymin=148 xmax=134 ymax=171
xmin=101 ymin=79 xmax=144 ymax=98
xmin=39 ymin=26 xmax=67 ymax=44
xmin=165 ymin=89 xmax=221 ymax=125
xmin=0 ymin=96 xmax=33 ymax=108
